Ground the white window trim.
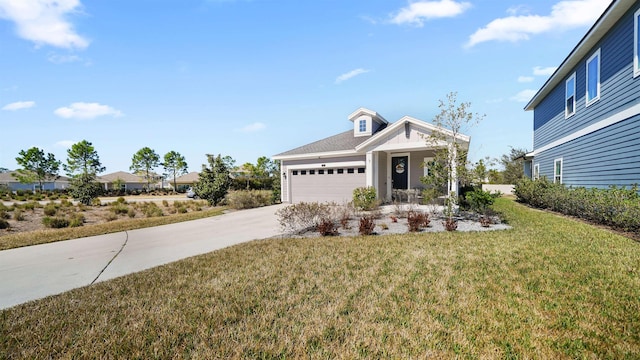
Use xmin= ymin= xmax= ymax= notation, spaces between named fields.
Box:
xmin=554 ymin=158 xmax=563 ymax=184
xmin=635 ymin=9 xmax=640 ymax=77
xmin=586 ymin=48 xmax=601 ymax=107
xmin=533 ymin=163 xmax=540 ymax=180
xmin=565 ymin=72 xmax=576 ymax=118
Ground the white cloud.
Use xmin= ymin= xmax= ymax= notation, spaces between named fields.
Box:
xmin=533 ymin=66 xmax=557 ymax=76
xmin=2 ymin=100 xmax=35 ymax=110
xmin=0 ymin=0 xmax=89 ymax=49
xmin=517 ymin=76 xmax=534 ymax=83
xmin=237 ymin=122 xmax=266 ymax=132
xmin=54 ymin=102 xmax=122 ymax=119
xmin=391 ymin=0 xmax=471 ymax=26
xmin=511 ymin=89 xmax=538 ymax=102
xmin=335 ymin=68 xmax=370 ymax=84
xmin=55 ymin=140 xmax=75 ymax=148
xmin=466 ymin=0 xmax=611 ymax=48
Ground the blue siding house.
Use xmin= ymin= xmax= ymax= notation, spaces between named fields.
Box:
xmin=525 ymin=0 xmax=640 ymax=189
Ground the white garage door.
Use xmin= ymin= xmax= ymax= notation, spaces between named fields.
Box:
xmin=290 ymin=167 xmax=366 ymax=203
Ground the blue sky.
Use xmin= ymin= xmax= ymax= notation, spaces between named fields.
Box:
xmin=0 ymin=0 xmax=612 ymax=173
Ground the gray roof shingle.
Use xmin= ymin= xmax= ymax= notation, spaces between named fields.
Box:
xmin=275 ymin=125 xmax=386 ymax=157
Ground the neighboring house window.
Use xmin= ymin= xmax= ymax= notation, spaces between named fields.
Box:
xmin=533 ymin=163 xmax=540 ymax=180
xmin=359 ymin=119 xmax=366 ymax=132
xmin=586 ymin=49 xmax=601 ymax=106
xmin=554 ymin=158 xmax=563 ymax=184
xmin=635 ymin=9 xmax=640 ymax=77
xmin=565 ymin=73 xmax=576 ymax=118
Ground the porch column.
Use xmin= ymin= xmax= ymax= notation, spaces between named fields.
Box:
xmin=365 ymin=151 xmax=374 ymax=188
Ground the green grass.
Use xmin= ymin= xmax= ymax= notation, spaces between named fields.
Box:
xmin=1 ymin=198 xmax=639 ymax=358
xmin=0 ymin=207 xmax=226 ymax=251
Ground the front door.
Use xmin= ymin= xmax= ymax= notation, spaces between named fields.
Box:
xmin=391 ymin=156 xmax=408 ymax=189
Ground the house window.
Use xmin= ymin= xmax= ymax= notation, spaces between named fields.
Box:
xmin=318 ymin=169 xmax=324 ymax=174
xmin=533 ymin=163 xmax=540 ymax=180
xmin=554 ymin=158 xmax=563 ymax=184
xmin=328 ymin=169 xmax=334 ymax=174
xmin=586 ymin=49 xmax=600 ymax=106
xmin=423 ymin=157 xmax=434 ymax=177
xmin=292 ymin=170 xmax=298 ymax=175
xmin=309 ymin=170 xmax=315 ymax=175
xmin=337 ymin=169 xmax=344 ymax=174
xmin=347 ymin=168 xmax=354 ymax=174
xmin=359 ymin=119 xmax=366 ymax=132
xmin=635 ymin=9 xmax=640 ymax=77
xmin=565 ymin=73 xmax=576 ymax=118
xmin=357 ymin=167 xmax=365 ymax=174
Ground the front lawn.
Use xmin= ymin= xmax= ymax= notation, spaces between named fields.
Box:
xmin=1 ymin=198 xmax=639 ymax=358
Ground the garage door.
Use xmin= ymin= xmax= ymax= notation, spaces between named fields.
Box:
xmin=290 ymin=167 xmax=366 ymax=203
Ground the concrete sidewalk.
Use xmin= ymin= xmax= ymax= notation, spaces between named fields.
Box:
xmin=0 ymin=204 xmax=286 ymax=310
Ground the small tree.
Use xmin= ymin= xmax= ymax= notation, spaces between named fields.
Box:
xmin=421 ymin=92 xmax=484 ymax=212
xmin=500 ymin=147 xmax=527 ymax=184
xmin=65 ymin=140 xmax=105 ymax=205
xmin=14 ymin=147 xmax=61 ymax=190
xmin=194 ymin=154 xmax=232 ymax=206
xmin=162 ymin=151 xmax=188 ymax=192
xmin=130 ymin=147 xmax=160 ymax=191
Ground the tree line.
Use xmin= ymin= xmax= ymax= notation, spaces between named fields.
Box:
xmin=5 ymin=141 xmax=280 ymax=206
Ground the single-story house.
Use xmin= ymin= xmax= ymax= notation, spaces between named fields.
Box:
xmin=98 ymin=171 xmax=147 ymax=191
xmin=273 ymin=108 xmax=470 ymax=204
xmin=171 ymin=171 xmax=200 ymax=191
xmin=0 ymin=172 xmax=71 ymax=191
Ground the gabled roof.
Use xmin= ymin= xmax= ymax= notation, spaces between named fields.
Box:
xmin=0 ymin=172 xmax=71 ymax=183
xmin=348 ymin=107 xmax=389 ymax=124
xmin=525 ymin=0 xmax=631 ymax=111
xmin=355 ymin=115 xmax=470 ymax=152
xmin=98 ymin=171 xmax=145 ymax=183
xmin=273 ymin=128 xmax=384 ymax=159
xmin=175 ymin=171 xmax=200 ymax=183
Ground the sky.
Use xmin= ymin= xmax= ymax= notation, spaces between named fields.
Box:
xmin=0 ymin=0 xmax=613 ymax=174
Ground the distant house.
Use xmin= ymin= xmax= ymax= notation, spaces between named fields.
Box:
xmin=0 ymin=172 xmax=70 ymax=191
xmin=98 ymin=171 xmax=146 ymax=191
xmin=273 ymin=108 xmax=470 ymax=203
xmin=172 ymin=172 xmax=199 ymax=191
xmin=524 ymin=0 xmax=640 ymax=188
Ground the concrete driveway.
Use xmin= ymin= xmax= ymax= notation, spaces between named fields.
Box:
xmin=0 ymin=204 xmax=286 ymax=310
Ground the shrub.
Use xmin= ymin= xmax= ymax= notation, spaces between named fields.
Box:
xmin=13 ymin=209 xmax=25 ymax=221
xmin=276 ymin=202 xmax=333 ymax=233
xmin=116 ymin=197 xmax=127 ymax=204
xmin=317 ymin=218 xmax=339 ymax=236
xmin=22 ymin=201 xmax=37 ymax=211
xmin=143 ymin=202 xmax=164 ymax=217
xmin=514 ymin=178 xmax=640 ymax=232
xmin=127 ymin=208 xmax=136 ymax=218
xmin=43 ymin=216 xmax=69 ymax=229
xmin=0 ymin=218 xmax=9 ymax=229
xmin=407 ymin=211 xmax=429 ymax=232
xmin=464 ymin=188 xmax=495 ymax=213
xmin=92 ymin=198 xmax=103 ymax=206
xmin=110 ymin=203 xmax=130 ymax=215
xmin=177 ymin=206 xmax=188 ymax=214
xmin=479 ymin=215 xmax=492 ymax=227
xmin=162 ymin=200 xmax=169 ymax=207
xmin=69 ymin=213 xmax=85 ymax=227
xmin=226 ymin=190 xmax=274 ymax=210
xmin=443 ymin=218 xmax=458 ymax=231
xmin=43 ymin=204 xmax=58 ymax=216
xmin=353 ymin=187 xmax=378 ymax=211
xmin=359 ymin=216 xmax=375 ymax=236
